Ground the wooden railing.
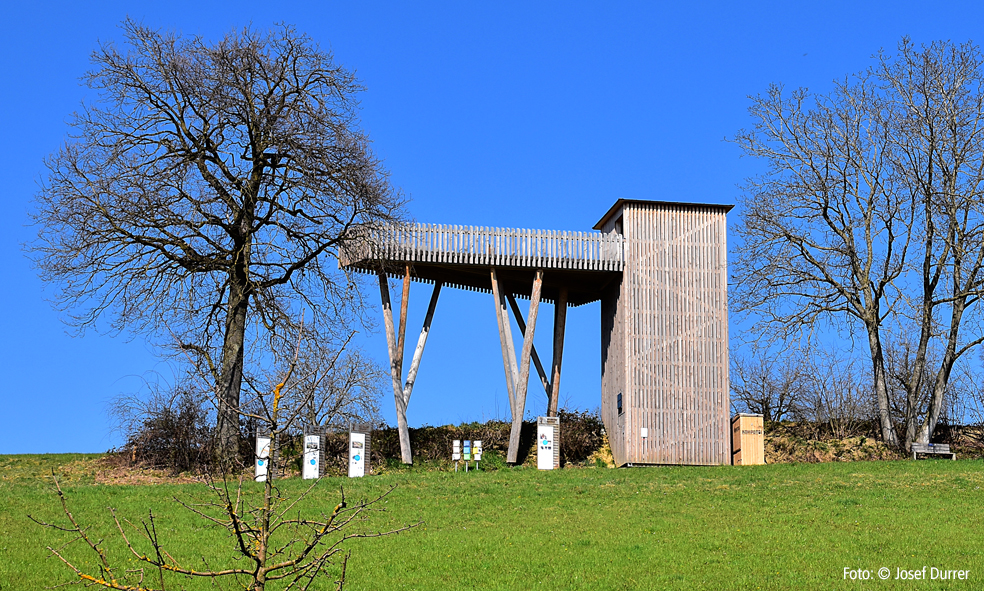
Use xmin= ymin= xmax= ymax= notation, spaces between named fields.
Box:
xmin=341 ymin=223 xmax=624 ymax=271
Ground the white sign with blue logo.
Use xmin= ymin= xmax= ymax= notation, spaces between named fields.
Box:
xmin=537 ymin=425 xmax=555 ymax=470
xmin=255 ymin=436 xmax=271 ymax=482
xmin=348 ymin=432 xmax=366 ymax=478
xmin=302 ymin=435 xmax=320 ymax=480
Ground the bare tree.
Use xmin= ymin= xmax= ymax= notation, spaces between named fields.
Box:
xmin=730 ymin=347 xmax=806 ymax=422
xmin=732 ymin=71 xmax=907 ymax=445
xmin=879 ymin=39 xmax=984 ymax=444
xmin=110 ymin=382 xmax=215 ymax=472
xmin=30 ymin=20 xmax=403 ymax=465
xmin=732 ymin=38 xmax=984 ymax=447
xmin=32 ymin=333 xmax=416 ymax=590
xmin=285 ymin=338 xmax=383 ymax=430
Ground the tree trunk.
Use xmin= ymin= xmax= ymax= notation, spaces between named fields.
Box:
xmin=215 ymin=276 xmax=250 ymax=469
xmin=866 ymin=325 xmax=898 ymax=446
xmin=917 ymin=299 xmax=966 ymax=443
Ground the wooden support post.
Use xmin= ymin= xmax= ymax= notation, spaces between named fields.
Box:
xmin=548 ymin=286 xmax=568 ymax=417
xmin=490 ymin=268 xmax=519 ymax=411
xmin=378 ymin=271 xmax=412 ymax=464
xmin=505 ymin=269 xmax=544 ymax=463
xmin=506 ymin=292 xmax=551 ymax=398
xmin=378 ymin=268 xmax=443 ymax=465
xmin=396 ymin=265 xmax=410 ymax=365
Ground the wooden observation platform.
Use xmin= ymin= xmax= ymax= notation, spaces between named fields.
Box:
xmin=340 ymin=199 xmax=732 ymax=466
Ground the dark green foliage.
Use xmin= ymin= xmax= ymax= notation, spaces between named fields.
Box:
xmin=370 ymin=410 xmax=605 ymax=468
xmin=116 ymin=408 xmax=608 ymax=474
xmin=556 ymin=408 xmax=606 ymax=465
xmin=291 ymin=410 xmax=606 ymax=473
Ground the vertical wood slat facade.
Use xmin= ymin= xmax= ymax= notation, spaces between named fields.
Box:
xmin=598 ymin=201 xmax=731 ymax=466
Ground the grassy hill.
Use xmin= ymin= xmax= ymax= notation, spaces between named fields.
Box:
xmin=1 ymin=455 xmax=981 ymax=590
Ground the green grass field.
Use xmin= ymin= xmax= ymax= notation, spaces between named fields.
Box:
xmin=1 ymin=455 xmax=982 ymax=590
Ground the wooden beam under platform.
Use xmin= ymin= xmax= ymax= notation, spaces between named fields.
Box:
xmin=506 ymin=292 xmax=551 ymax=399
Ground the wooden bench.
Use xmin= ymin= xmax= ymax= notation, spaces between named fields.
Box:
xmin=911 ymin=442 xmax=956 ymax=460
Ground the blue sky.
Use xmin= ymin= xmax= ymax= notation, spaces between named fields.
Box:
xmin=3 ymin=1 xmax=982 ymax=453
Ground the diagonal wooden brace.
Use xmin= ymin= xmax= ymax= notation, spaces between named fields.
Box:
xmin=490 ymin=267 xmax=519 ymax=411
xmin=506 ymin=292 xmax=551 ymax=399
xmin=504 ymin=269 xmax=544 ymax=463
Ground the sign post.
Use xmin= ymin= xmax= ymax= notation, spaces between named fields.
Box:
xmin=474 ymin=440 xmax=483 ymax=470
xmin=463 ymin=440 xmax=471 ymax=472
xmin=452 ymin=439 xmax=461 ymax=472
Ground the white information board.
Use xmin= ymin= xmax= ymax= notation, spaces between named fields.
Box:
xmin=348 ymin=432 xmax=366 ymax=478
xmin=537 ymin=425 xmax=555 ymax=470
xmin=452 ymin=439 xmax=461 ymax=461
xmin=474 ymin=440 xmax=483 ymax=461
xmin=255 ymin=436 xmax=271 ymax=482
xmin=302 ymin=435 xmax=320 ymax=480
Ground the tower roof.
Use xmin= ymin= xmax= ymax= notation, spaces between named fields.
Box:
xmin=593 ymin=199 xmax=734 ymax=231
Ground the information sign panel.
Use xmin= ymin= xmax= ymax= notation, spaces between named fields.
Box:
xmin=474 ymin=440 xmax=483 ymax=461
xmin=302 ymin=435 xmax=320 ymax=479
xmin=255 ymin=436 xmax=271 ymax=482
xmin=452 ymin=439 xmax=461 ymax=461
xmin=463 ymin=439 xmax=472 ymax=461
xmin=348 ymin=432 xmax=366 ymax=478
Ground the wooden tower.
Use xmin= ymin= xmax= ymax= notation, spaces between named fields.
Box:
xmin=340 ymin=198 xmax=732 ymax=466
xmin=595 ymin=200 xmax=732 ymax=466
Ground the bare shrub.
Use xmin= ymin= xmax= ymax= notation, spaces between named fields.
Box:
xmin=556 ymin=408 xmax=605 ymax=466
xmin=110 ymin=383 xmax=220 ymax=474
xmin=797 ymin=350 xmax=875 ymax=440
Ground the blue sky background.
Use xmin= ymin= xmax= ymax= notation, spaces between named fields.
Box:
xmin=3 ymin=1 xmax=983 ymax=453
